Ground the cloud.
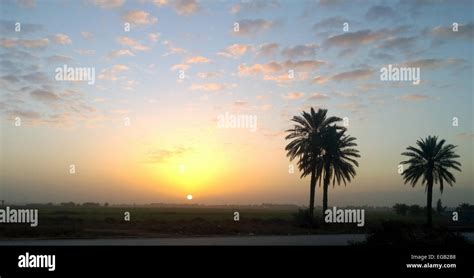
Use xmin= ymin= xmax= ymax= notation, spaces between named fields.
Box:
xmin=424 ymin=23 xmax=474 ymax=43
xmin=312 ymin=16 xmax=348 ymax=30
xmin=283 ymin=92 xmax=305 ymax=100
xmin=239 ymin=60 xmax=325 ymax=76
xmin=217 ymin=44 xmax=252 ymax=58
xmin=313 ymin=68 xmax=374 ymax=84
xmin=52 ymin=34 xmax=72 ymax=45
xmin=197 ymin=71 xmax=223 ymax=79
xmin=117 ymin=36 xmax=150 ymax=51
xmin=281 ymin=44 xmax=318 ymax=59
xmin=233 ymin=100 xmax=247 ymax=107
xmin=365 ymin=5 xmax=396 ymax=20
xmin=308 ymin=92 xmax=329 ymax=100
xmin=30 ymin=89 xmax=60 ymax=102
xmin=1 ymin=74 xmax=20 ymax=83
xmin=323 ymin=29 xmax=384 ymax=49
xmin=173 ymin=0 xmax=200 ymax=15
xmin=285 ymin=60 xmax=326 ymax=71
xmin=162 ymin=40 xmax=187 ymax=56
xmin=173 ymin=56 xmax=210 ymax=71
xmin=334 ymin=68 xmax=374 ymax=81
xmin=147 ymin=147 xmax=190 ymax=163
xmin=0 ymin=38 xmax=49 ymax=49
xmin=98 ymin=64 xmax=129 ymax=81
xmin=378 ymin=36 xmax=416 ymax=51
xmin=90 ymin=0 xmax=124 ymax=8
xmin=189 ymin=83 xmax=236 ymax=92
xmin=230 ymin=0 xmax=279 ymax=14
xmin=235 ymin=19 xmax=275 ymax=36
xmin=107 ymin=49 xmax=135 ymax=59
xmin=7 ymin=109 xmax=41 ymax=119
xmin=185 ymin=56 xmax=211 ymax=64
xmin=401 ymin=58 xmax=465 ymax=69
xmin=148 ymin=32 xmax=161 ymax=42
xmin=21 ymin=72 xmax=51 ymax=83
xmin=151 ymin=0 xmax=168 ymax=7
xmin=76 ymin=49 xmax=96 ymax=56
xmin=399 ymin=94 xmax=430 ymax=102
xmin=170 ymin=64 xmax=190 ymax=71
xmin=46 ymin=54 xmax=73 ymax=63
xmin=122 ymin=10 xmax=158 ymax=26
xmin=239 ymin=62 xmax=282 ymax=75
xmin=81 ymin=32 xmax=94 ymax=40
xmin=256 ymin=43 xmax=279 ymax=58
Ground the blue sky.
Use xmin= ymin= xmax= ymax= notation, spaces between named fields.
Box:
xmin=0 ymin=0 xmax=473 ymax=206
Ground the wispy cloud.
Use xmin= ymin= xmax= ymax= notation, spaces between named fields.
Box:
xmin=189 ymin=83 xmax=236 ymax=92
xmin=52 ymin=33 xmax=72 ymax=45
xmin=122 ymin=10 xmax=158 ymax=26
xmin=234 ymin=19 xmax=276 ymax=36
xmin=0 ymin=38 xmax=49 ymax=49
xmin=399 ymin=94 xmax=431 ymax=102
xmin=283 ymin=92 xmax=305 ymax=100
xmin=98 ymin=65 xmax=129 ymax=81
xmin=89 ymin=0 xmax=124 ymax=8
xmin=117 ymin=36 xmax=150 ymax=51
xmin=218 ymin=44 xmax=252 ymax=58
xmin=281 ymin=44 xmax=318 ymax=59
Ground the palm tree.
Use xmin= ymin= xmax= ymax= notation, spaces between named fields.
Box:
xmin=318 ymin=127 xmax=360 ymax=215
xmin=400 ymin=136 xmax=461 ymax=227
xmin=285 ymin=108 xmax=343 ymax=219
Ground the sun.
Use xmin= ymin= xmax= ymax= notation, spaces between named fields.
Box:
xmin=146 ymin=142 xmax=228 ymax=197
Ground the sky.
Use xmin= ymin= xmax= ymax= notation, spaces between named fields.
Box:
xmin=0 ymin=0 xmax=473 ymax=207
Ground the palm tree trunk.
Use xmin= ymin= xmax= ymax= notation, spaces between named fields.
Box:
xmin=309 ymin=169 xmax=316 ymax=220
xmin=322 ymin=162 xmax=330 ymax=216
xmin=427 ymin=181 xmax=433 ymax=228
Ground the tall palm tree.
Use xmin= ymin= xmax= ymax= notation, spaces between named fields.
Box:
xmin=285 ymin=108 xmax=343 ymax=219
xmin=318 ymin=127 xmax=360 ymax=216
xmin=400 ymin=136 xmax=461 ymax=227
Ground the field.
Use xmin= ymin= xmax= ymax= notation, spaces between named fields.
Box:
xmin=1 ymin=205 xmax=471 ymax=240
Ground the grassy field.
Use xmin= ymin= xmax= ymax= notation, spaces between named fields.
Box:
xmin=0 ymin=206 xmax=471 ymax=239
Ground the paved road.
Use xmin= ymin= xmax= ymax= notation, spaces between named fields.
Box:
xmin=0 ymin=234 xmax=367 ymax=246
xmin=1 ymin=232 xmax=472 ymax=246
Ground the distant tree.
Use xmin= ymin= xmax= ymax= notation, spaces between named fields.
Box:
xmin=104 ymin=202 xmax=109 ymax=207
xmin=408 ymin=205 xmax=423 ymax=215
xmin=400 ymin=136 xmax=461 ymax=227
xmin=393 ymin=203 xmax=409 ymax=215
xmin=82 ymin=202 xmax=100 ymax=207
xmin=457 ymin=203 xmax=473 ymax=211
xmin=436 ymin=199 xmax=446 ymax=214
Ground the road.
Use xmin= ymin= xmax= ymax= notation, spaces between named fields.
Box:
xmin=0 ymin=234 xmax=367 ymax=246
xmin=1 ymin=232 xmax=472 ymax=246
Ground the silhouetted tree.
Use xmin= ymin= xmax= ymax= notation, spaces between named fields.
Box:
xmin=400 ymin=136 xmax=461 ymax=227
xmin=285 ymin=108 xmax=343 ymax=219
xmin=318 ymin=127 xmax=360 ymax=215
